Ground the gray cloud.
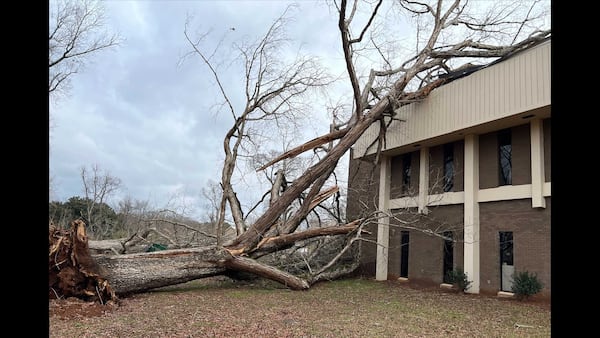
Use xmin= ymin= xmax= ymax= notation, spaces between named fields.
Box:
xmin=49 ymin=1 xmax=347 ymax=221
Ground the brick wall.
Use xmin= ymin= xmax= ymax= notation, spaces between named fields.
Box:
xmin=348 ymin=126 xmax=551 ymax=300
xmin=347 ymin=149 xmax=380 ymax=276
xmin=479 ymin=124 xmax=532 ymax=188
xmin=387 ymin=218 xmax=404 ymax=277
xmin=390 ymin=151 xmax=420 ymax=199
xmin=429 ymin=141 xmax=465 ymax=194
xmin=428 ymin=145 xmax=444 ymax=195
xmin=453 ymin=140 xmax=465 ymax=192
xmin=543 ymin=118 xmax=551 ymax=182
xmin=479 ymin=132 xmax=498 ymax=189
xmin=479 ymin=198 xmax=551 ymax=298
xmin=387 ymin=204 xmax=464 ymax=284
xmin=390 ymin=155 xmax=404 ymax=199
xmin=511 ymin=124 xmax=531 ymax=185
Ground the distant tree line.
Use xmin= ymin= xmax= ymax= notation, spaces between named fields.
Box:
xmin=48 ymin=195 xmax=230 ymax=243
xmin=49 ymin=196 xmax=119 ymax=238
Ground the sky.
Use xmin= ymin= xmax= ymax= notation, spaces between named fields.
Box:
xmin=49 ymin=0 xmax=550 ymax=221
xmin=49 ymin=0 xmax=357 ymax=220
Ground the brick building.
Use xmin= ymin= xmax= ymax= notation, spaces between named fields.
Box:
xmin=346 ymin=38 xmax=551 ymax=299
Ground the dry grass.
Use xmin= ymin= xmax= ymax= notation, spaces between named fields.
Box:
xmin=50 ymin=277 xmax=550 ymax=337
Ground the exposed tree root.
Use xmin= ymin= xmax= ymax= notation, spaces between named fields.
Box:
xmin=49 ymin=219 xmax=117 ymax=303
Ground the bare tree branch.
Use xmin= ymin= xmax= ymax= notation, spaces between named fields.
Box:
xmin=349 ymin=0 xmax=384 ymax=44
xmin=338 ymin=0 xmax=364 ymax=119
xmin=145 ymin=218 xmax=217 ymax=239
xmin=49 ymin=0 xmax=121 ymax=96
xmin=253 ymin=219 xmax=362 ymax=255
xmin=184 ymin=5 xmax=328 ymax=238
xmin=183 ymin=23 xmax=237 ymax=120
xmin=256 ymin=129 xmax=348 ymax=171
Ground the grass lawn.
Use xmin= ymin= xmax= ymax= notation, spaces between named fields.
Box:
xmin=50 ymin=277 xmax=550 ymax=337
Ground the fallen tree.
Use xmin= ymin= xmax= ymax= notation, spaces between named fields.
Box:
xmin=49 ymin=218 xmax=363 ymax=302
xmin=49 ymin=0 xmax=550 ymax=302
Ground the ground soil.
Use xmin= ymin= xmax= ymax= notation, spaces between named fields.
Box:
xmin=49 ymin=276 xmax=551 ymax=337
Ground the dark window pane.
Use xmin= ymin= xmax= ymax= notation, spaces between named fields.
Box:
xmin=499 ymin=231 xmax=513 ymax=265
xmin=443 ymin=231 xmax=454 ymax=283
xmin=402 ymin=153 xmax=411 ymax=194
xmin=443 ymin=143 xmax=454 ymax=192
xmin=400 ymin=231 xmax=409 ymax=278
xmin=498 ymin=130 xmax=512 ymax=185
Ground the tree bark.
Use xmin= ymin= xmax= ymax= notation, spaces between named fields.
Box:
xmin=94 ymin=246 xmax=228 ymax=294
xmin=49 ymin=218 xmax=359 ymax=300
xmin=253 ymin=220 xmax=361 ymax=256
xmin=222 ymin=256 xmax=309 ymax=290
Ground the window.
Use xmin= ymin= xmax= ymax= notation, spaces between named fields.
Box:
xmin=400 ymin=231 xmax=409 ymax=278
xmin=499 ymin=231 xmax=514 ymax=291
xmin=498 ymin=129 xmax=512 ymax=185
xmin=402 ymin=153 xmax=411 ymax=194
xmin=499 ymin=232 xmax=514 ymax=266
xmin=443 ymin=143 xmax=454 ymax=192
xmin=442 ymin=231 xmax=454 ymax=283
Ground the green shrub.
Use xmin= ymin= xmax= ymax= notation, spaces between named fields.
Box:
xmin=445 ymin=268 xmax=472 ymax=292
xmin=511 ymin=271 xmax=543 ymax=300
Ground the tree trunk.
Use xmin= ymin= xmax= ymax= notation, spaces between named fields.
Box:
xmin=227 ymin=98 xmax=386 ymax=253
xmin=49 ymin=219 xmax=358 ymax=301
xmin=93 ymin=247 xmax=229 ymax=294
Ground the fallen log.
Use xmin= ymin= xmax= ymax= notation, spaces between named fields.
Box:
xmin=49 ymin=218 xmax=361 ymax=300
xmin=93 ymin=247 xmax=228 ymax=294
xmin=88 ymin=229 xmax=169 ymax=254
xmin=50 ymin=219 xmax=229 ymax=297
xmin=88 ymin=239 xmax=128 ymax=254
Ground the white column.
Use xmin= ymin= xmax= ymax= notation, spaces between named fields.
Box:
xmin=530 ymin=119 xmax=546 ymax=208
xmin=464 ymin=134 xmax=480 ymax=294
xmin=376 ymin=156 xmax=391 ymax=281
xmin=418 ymin=147 xmax=430 ymax=214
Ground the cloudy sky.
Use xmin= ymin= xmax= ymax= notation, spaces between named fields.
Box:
xmin=49 ymin=0 xmax=550 ymax=221
xmin=49 ymin=0 xmax=361 ymax=220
